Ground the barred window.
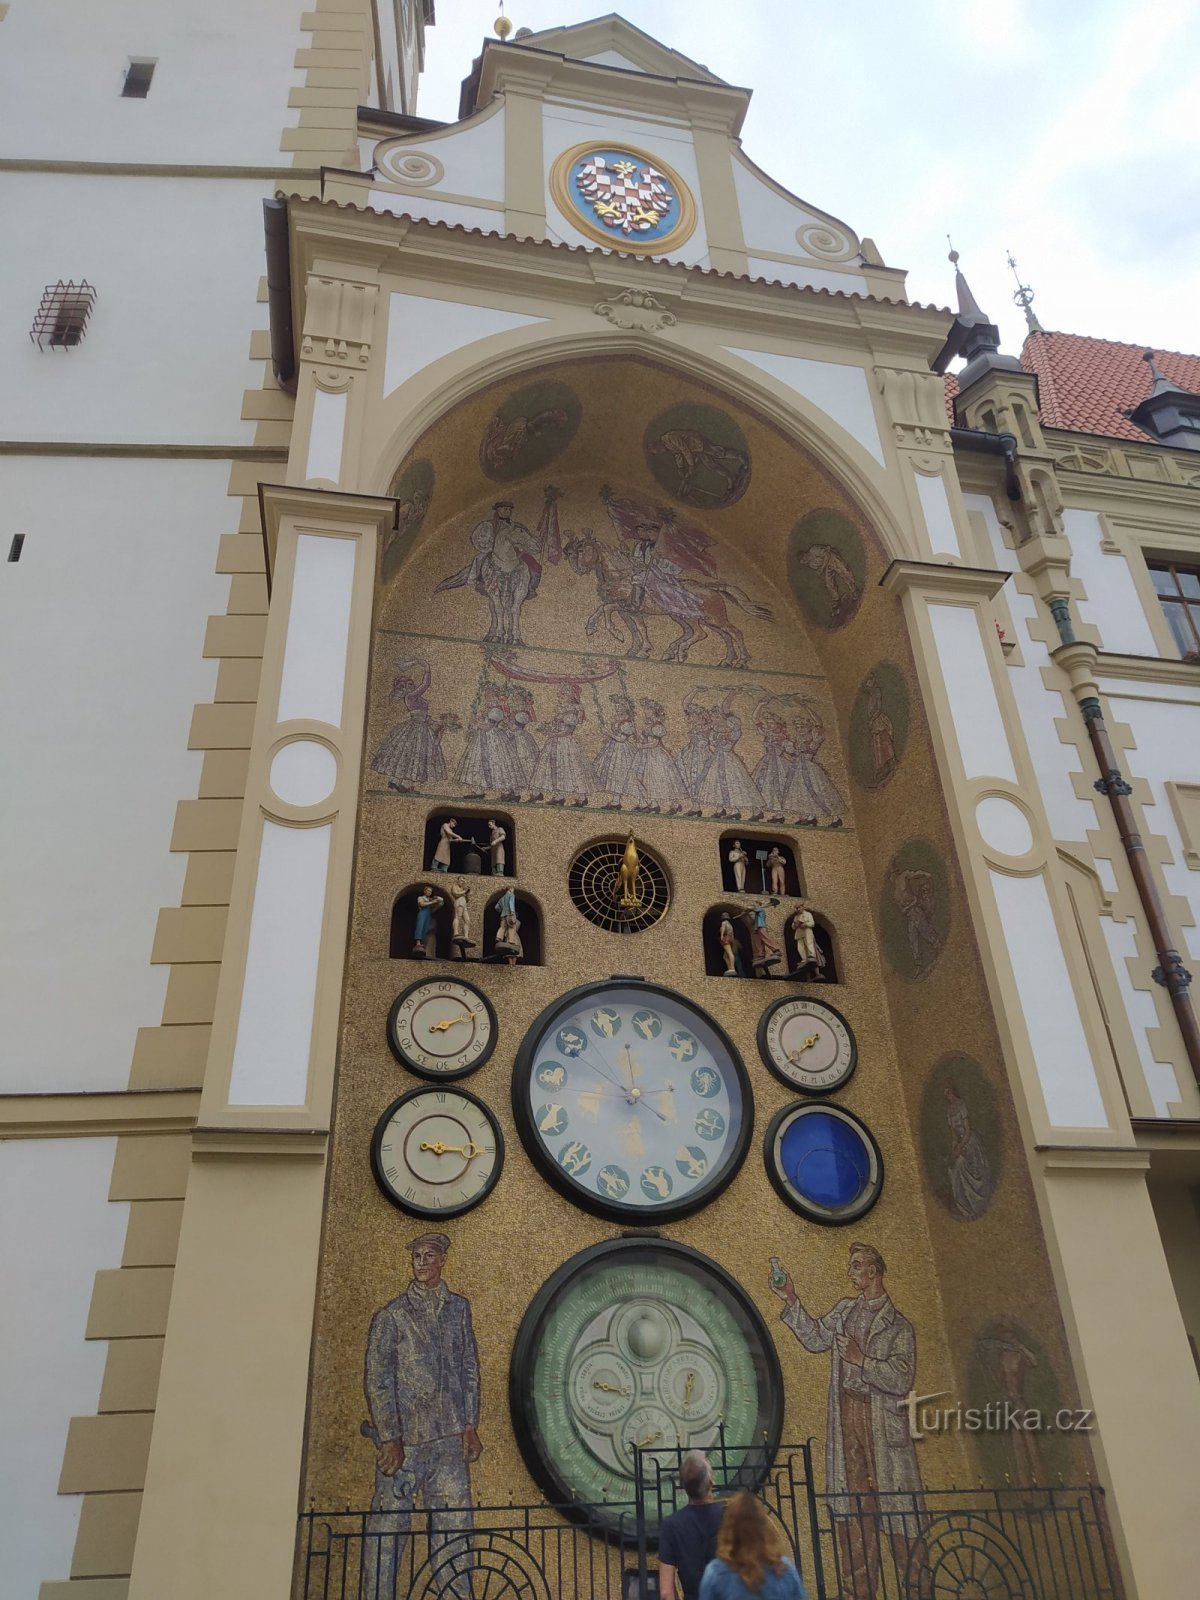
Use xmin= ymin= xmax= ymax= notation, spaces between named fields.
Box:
xmin=30 ymin=281 xmax=97 ymax=350
xmin=122 ymin=59 xmax=156 ymax=98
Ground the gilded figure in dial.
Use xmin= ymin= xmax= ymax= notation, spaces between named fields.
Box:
xmin=513 ymin=982 xmax=752 ymax=1222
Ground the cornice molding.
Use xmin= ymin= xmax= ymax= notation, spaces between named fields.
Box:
xmin=1095 ymin=651 xmax=1200 ymax=688
xmin=0 ymin=1088 xmax=200 ymax=1139
xmin=880 ymin=559 xmax=1010 ymax=601
xmin=258 ymin=481 xmax=398 ymax=578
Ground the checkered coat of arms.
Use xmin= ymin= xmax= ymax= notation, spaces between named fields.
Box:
xmin=574 ymin=156 xmax=674 ymax=236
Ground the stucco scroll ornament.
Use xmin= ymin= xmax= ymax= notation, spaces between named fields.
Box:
xmin=300 ymin=276 xmax=377 ymax=369
xmin=374 ymin=143 xmax=445 ymax=188
xmin=795 ymin=220 xmax=857 ymax=263
xmin=592 ymin=287 xmax=678 ymax=333
xmin=875 ymin=366 xmax=948 ymax=429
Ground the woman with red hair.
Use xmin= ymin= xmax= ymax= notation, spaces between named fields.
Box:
xmin=697 ymin=1492 xmax=808 ymax=1600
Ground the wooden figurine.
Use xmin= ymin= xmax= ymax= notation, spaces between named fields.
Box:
xmin=727 ymin=839 xmax=749 ymax=893
xmin=493 ymin=888 xmax=522 ymax=964
xmin=719 ymin=911 xmax=743 ymax=977
xmin=449 ymin=879 xmax=475 ymax=957
xmin=788 ymin=903 xmax=827 ymax=980
xmin=743 ymin=899 xmax=782 ymax=973
xmin=412 ymin=885 xmax=443 ymax=959
xmin=766 ymin=846 xmax=788 ymax=898
xmin=487 ymin=818 xmax=507 ymax=877
xmin=432 ymin=817 xmax=464 ymax=873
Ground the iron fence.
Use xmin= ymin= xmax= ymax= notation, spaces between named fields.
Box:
xmin=299 ymin=1438 xmax=1123 ymax=1600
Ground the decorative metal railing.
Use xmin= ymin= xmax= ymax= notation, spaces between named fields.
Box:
xmin=298 ymin=1437 xmax=1123 ymax=1600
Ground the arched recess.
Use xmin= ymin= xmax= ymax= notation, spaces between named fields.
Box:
xmin=364 ymin=333 xmax=911 ymax=568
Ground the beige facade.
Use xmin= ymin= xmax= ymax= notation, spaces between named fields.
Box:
xmin=5 ymin=11 xmax=1199 ymax=1600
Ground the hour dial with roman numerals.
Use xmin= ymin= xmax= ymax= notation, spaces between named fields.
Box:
xmin=371 ymin=1086 xmax=503 ymax=1219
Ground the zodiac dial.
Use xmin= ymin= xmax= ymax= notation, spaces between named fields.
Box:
xmin=513 ymin=981 xmax=752 ymax=1222
xmin=387 ymin=976 xmax=498 ymax=1079
xmin=371 ymin=1086 xmax=503 ymax=1218
xmin=510 ymin=1239 xmax=782 ymax=1535
xmin=757 ymin=995 xmax=857 ymax=1095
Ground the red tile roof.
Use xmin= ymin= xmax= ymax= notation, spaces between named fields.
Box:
xmin=1019 ymin=331 xmax=1200 ymax=442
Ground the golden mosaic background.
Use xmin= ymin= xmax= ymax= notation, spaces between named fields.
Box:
xmin=299 ymin=357 xmax=1090 ymax=1518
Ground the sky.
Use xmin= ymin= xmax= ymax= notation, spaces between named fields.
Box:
xmin=416 ymin=0 xmax=1200 ymax=359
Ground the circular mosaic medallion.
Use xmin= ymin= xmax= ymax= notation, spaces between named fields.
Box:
xmin=644 ymin=402 xmax=751 ymax=508
xmin=568 ymin=836 xmax=669 ymax=933
xmin=550 ymin=142 xmax=697 ymax=254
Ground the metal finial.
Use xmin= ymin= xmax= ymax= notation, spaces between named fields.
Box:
xmin=494 ymin=2 xmax=513 ymax=39
xmin=1007 ymin=251 xmax=1043 ymax=332
xmin=947 ymin=235 xmax=959 ymax=265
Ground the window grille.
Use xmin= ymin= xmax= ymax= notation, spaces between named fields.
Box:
xmin=30 ymin=281 xmax=97 ymax=350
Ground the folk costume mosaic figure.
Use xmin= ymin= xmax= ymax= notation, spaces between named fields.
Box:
xmin=436 ymin=491 xmax=561 ymax=648
xmin=593 ymin=693 xmax=641 ymax=809
xmin=767 ymin=847 xmax=788 ymax=899
xmin=752 ymin=708 xmax=792 ymax=824
xmin=531 ymin=682 xmax=593 ymax=806
xmin=744 ymin=900 xmax=782 ymax=972
xmin=371 ymin=660 xmax=458 ymax=794
xmin=504 ymin=683 xmax=541 ymax=799
xmin=412 ymin=886 xmax=444 ymax=960
xmin=781 ymin=716 xmax=843 ymax=828
xmin=486 ymin=819 xmax=507 ymax=876
xmin=432 ymin=819 xmax=464 ymax=874
xmin=698 ymin=706 xmax=765 ymax=821
xmin=493 ymin=888 xmax=522 ymax=964
xmin=771 ymin=1245 xmax=923 ymax=1600
xmin=788 ymin=904 xmax=825 ymax=981
xmin=632 ymin=698 xmax=689 ymax=814
xmin=449 ymin=880 xmax=474 ymax=955
xmin=456 ymin=683 xmax=523 ymax=800
xmin=728 ymin=840 xmax=749 ymax=894
xmin=719 ymin=911 xmax=743 ymax=977
xmin=679 ymin=697 xmax=713 ymax=815
xmin=361 ymin=1234 xmax=481 ymax=1600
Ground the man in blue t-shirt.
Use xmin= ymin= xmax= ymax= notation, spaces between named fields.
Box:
xmin=657 ymin=1452 xmax=724 ymax=1600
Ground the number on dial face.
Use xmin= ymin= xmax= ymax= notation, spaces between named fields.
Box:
xmin=758 ymin=996 xmax=856 ymax=1094
xmin=371 ymin=1087 xmax=503 ymax=1218
xmin=387 ymin=978 xmax=496 ymax=1078
xmin=517 ymin=985 xmax=750 ymax=1221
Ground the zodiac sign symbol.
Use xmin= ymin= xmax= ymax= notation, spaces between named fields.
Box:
xmin=537 ymin=1064 xmax=567 ymax=1088
xmin=559 ymin=1140 xmax=592 ymax=1175
xmin=632 ymin=1010 xmax=661 ymax=1039
xmin=695 ymin=1109 xmax=725 ymax=1141
xmin=690 ymin=1066 xmax=718 ymax=1098
xmin=675 ymin=1146 xmax=708 ymax=1179
xmin=640 ymin=1165 xmax=673 ymax=1199
xmin=591 ymin=1007 xmax=620 ymax=1038
xmin=558 ymin=1028 xmax=586 ymax=1057
xmin=598 ymin=1165 xmax=630 ymax=1198
xmin=669 ymin=1032 xmax=698 ymax=1062
xmin=538 ymin=1104 xmax=568 ymax=1135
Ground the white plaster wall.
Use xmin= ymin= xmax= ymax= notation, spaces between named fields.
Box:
xmin=541 ymin=103 xmax=708 ymax=267
xmin=1103 ymin=687 xmax=1200 ymax=961
xmin=0 ymin=459 xmax=230 ymax=1093
xmin=914 ymin=471 xmax=960 ymax=558
xmin=723 ymin=346 xmax=884 ymax=467
xmin=2 ymin=174 xmax=267 ymax=445
xmin=383 ymin=292 xmax=546 ymax=397
xmin=0 ymin=0 xmax=307 ymax=166
xmin=927 ymin=602 xmax=1017 ymax=783
xmin=580 ymin=49 xmax=647 ymax=72
xmin=0 ymin=1138 xmax=128 ymax=1596
xmin=732 ymin=154 xmax=860 ymax=265
xmin=373 ymin=106 xmax=506 ymax=201
xmin=1066 ymin=508 xmax=1159 ymax=656
xmin=967 ymin=493 xmax=1100 ymax=844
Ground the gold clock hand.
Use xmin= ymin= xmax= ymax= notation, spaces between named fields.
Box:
xmin=634 ymin=1429 xmax=661 ymax=1448
xmin=593 ymin=1379 xmax=630 ymax=1396
xmin=428 ymin=1006 xmax=484 ymax=1033
xmin=418 ymin=1140 xmax=480 ymax=1158
xmin=796 ymin=1032 xmax=821 ymax=1054
xmin=684 ymin=1371 xmax=696 ymax=1402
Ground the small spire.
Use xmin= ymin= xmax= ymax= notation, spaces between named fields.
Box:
xmin=1007 ymin=252 xmax=1043 ymax=333
xmin=1144 ymin=349 xmax=1175 ymax=397
xmin=947 ymin=238 xmax=986 ymax=324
